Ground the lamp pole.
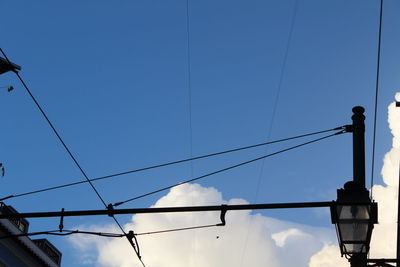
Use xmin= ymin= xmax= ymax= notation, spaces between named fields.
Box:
xmin=396 ymin=101 xmax=400 ymax=267
xmin=352 ymin=106 xmax=366 ymax=188
xmin=332 ymin=107 xmax=375 ymax=267
xmin=351 ymin=106 xmax=368 ymax=267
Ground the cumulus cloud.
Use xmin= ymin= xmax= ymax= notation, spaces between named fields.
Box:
xmin=369 ymin=96 xmax=400 ymax=259
xmin=69 ymin=183 xmax=336 ymax=267
xmin=69 ymin=96 xmax=400 ymax=267
xmin=310 ymin=95 xmax=400 ymax=265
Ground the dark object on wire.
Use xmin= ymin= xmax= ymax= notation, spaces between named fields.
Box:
xmin=0 ymin=57 xmax=21 ymax=75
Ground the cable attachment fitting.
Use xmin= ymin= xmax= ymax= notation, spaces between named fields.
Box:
xmin=217 ymin=205 xmax=227 ymax=226
xmin=126 ymin=230 xmax=142 ymax=260
xmin=126 ymin=230 xmax=135 ymax=240
xmin=107 ymin=204 xmax=114 ymax=217
xmin=59 ymin=208 xmax=65 ymax=232
xmin=333 ymin=125 xmax=352 ymax=135
xmin=342 ymin=125 xmax=353 ymax=133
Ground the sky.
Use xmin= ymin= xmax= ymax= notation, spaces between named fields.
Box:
xmin=0 ymin=0 xmax=400 ymax=266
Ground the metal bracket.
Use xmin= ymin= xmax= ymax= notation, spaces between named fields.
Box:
xmin=59 ymin=208 xmax=64 ymax=232
xmin=107 ymin=204 xmax=114 ymax=217
xmin=217 ymin=205 xmax=227 ymax=226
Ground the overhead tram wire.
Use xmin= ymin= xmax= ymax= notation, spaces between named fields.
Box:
xmin=239 ymin=1 xmax=299 ymax=266
xmin=184 ymin=1 xmax=198 ymax=265
xmin=0 ymin=224 xmax=220 ymax=240
xmin=0 ymin=48 xmax=146 ymax=267
xmin=0 ymin=230 xmax=127 ymax=239
xmin=370 ymin=0 xmax=384 ymax=199
xmin=113 ymin=130 xmax=345 ymax=207
xmin=0 ymin=126 xmax=345 ymax=202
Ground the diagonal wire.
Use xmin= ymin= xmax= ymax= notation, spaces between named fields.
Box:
xmin=135 ymin=224 xmax=219 ymax=236
xmin=370 ymin=0 xmax=384 ymax=199
xmin=239 ymin=1 xmax=299 ymax=265
xmin=0 ymin=48 xmax=107 ymax=207
xmin=0 ymin=48 xmax=145 ymax=266
xmin=0 ymin=126 xmax=344 ymax=202
xmin=113 ymin=130 xmax=344 ymax=207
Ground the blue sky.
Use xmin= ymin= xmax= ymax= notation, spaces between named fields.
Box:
xmin=1 ymin=0 xmax=400 ymax=266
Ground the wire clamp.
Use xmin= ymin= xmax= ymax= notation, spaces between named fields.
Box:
xmin=340 ymin=125 xmax=353 ymax=133
xmin=126 ymin=230 xmax=135 ymax=240
xmin=59 ymin=208 xmax=65 ymax=232
xmin=107 ymin=204 xmax=114 ymax=217
xmin=217 ymin=205 xmax=227 ymax=226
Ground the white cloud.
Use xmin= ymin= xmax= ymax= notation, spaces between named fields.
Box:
xmin=69 ymin=183 xmax=335 ymax=267
xmin=369 ymin=99 xmax=400 ymax=259
xmin=309 ymin=245 xmax=347 ymax=267
xmin=69 ymin=97 xmax=400 ymax=267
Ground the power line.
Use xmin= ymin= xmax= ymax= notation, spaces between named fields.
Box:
xmin=135 ymin=224 xmax=219 ymax=236
xmin=0 ymin=126 xmax=344 ymax=202
xmin=0 ymin=48 xmax=108 ymax=209
xmin=0 ymin=225 xmax=220 ymax=239
xmin=0 ymin=229 xmax=127 ymax=239
xmin=184 ymin=1 xmax=198 ymax=265
xmin=113 ymin=130 xmax=344 ymax=207
xmin=370 ymin=0 xmax=384 ymax=199
xmin=0 ymin=48 xmax=145 ymax=266
xmin=239 ymin=1 xmax=299 ymax=265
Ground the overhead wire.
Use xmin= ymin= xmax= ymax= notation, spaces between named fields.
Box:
xmin=239 ymin=1 xmax=299 ymax=266
xmin=0 ymin=230 xmax=127 ymax=239
xmin=0 ymin=48 xmax=145 ymax=266
xmin=0 ymin=225 xmax=221 ymax=240
xmin=184 ymin=0 xmax=199 ymax=265
xmin=0 ymin=126 xmax=344 ymax=202
xmin=135 ymin=224 xmax=218 ymax=236
xmin=0 ymin=48 xmax=108 ymax=208
xmin=113 ymin=130 xmax=345 ymax=207
xmin=370 ymin=0 xmax=384 ymax=199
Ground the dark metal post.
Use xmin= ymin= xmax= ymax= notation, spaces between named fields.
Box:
xmin=398 ymin=161 xmax=400 ymax=267
xmin=352 ymin=106 xmax=366 ymax=188
xmin=351 ymin=106 xmax=368 ymax=267
xmin=350 ymin=255 xmax=367 ymax=267
xmin=397 ymin=100 xmax=400 ymax=267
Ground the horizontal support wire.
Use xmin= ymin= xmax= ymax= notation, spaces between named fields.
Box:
xmin=0 ymin=230 xmax=126 ymax=239
xmin=0 ymin=224 xmax=223 ymax=240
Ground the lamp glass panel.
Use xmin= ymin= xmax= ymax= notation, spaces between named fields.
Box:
xmin=337 ymin=205 xmax=370 ymax=220
xmin=338 ymin=222 xmax=369 ymax=242
xmin=343 ymin=243 xmax=366 ymax=254
xmin=336 ymin=205 xmax=371 ymax=254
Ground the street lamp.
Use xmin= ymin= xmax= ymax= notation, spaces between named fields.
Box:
xmin=0 ymin=56 xmax=21 ymax=75
xmin=331 ymin=181 xmax=377 ymax=265
xmin=330 ymin=107 xmax=378 ymax=267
